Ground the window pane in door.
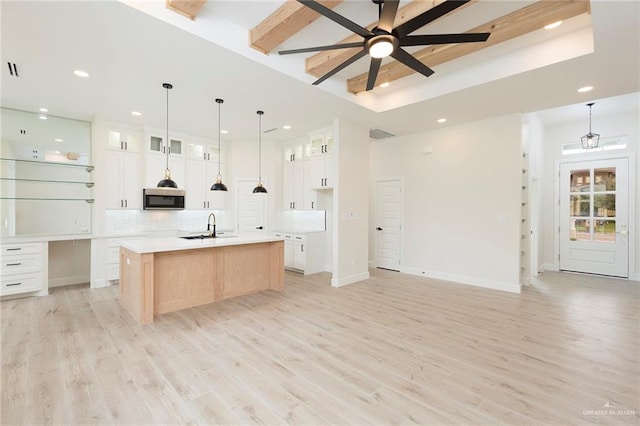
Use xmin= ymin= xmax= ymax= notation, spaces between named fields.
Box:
xmin=594 ymin=167 xmax=616 ymax=191
xmin=570 ymin=169 xmax=590 ymax=192
xmin=594 ymin=194 xmax=616 ymax=217
xmin=570 ymin=219 xmax=589 ymax=241
xmin=569 ymin=195 xmax=590 ymax=216
xmin=594 ymin=220 xmax=616 ymax=243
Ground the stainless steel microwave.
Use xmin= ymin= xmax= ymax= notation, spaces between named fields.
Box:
xmin=143 ymin=188 xmax=185 ymax=210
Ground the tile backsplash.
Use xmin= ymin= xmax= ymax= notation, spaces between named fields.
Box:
xmin=273 ymin=210 xmax=326 ymax=233
xmin=104 ymin=210 xmax=231 ymax=235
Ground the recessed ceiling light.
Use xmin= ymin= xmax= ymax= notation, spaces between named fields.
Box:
xmin=73 ymin=70 xmax=89 ymax=78
xmin=437 ymin=118 xmax=447 ymax=123
xmin=54 ymin=138 xmax=63 ymax=142
xmin=283 ymin=125 xmax=292 ymax=130
xmin=131 ymin=111 xmax=142 ymax=116
xmin=38 ymin=115 xmax=47 ymax=120
xmin=577 ymin=86 xmax=594 ymax=93
xmin=379 ymin=82 xmax=390 ymax=88
xmin=53 ymin=150 xmax=61 ymax=154
xmin=39 ymin=107 xmax=48 ymax=113
xmin=544 ymin=21 xmax=562 ymax=30
xmin=221 ymin=130 xmax=229 ymax=134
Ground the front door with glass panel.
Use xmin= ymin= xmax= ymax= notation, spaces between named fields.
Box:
xmin=559 ymin=158 xmax=629 ymax=277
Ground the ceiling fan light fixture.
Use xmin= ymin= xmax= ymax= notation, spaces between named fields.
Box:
xmin=366 ymin=35 xmax=397 ymax=59
xmin=581 ymin=102 xmax=600 ymax=150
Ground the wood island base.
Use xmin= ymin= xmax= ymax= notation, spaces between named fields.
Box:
xmin=119 ymin=240 xmax=284 ymax=324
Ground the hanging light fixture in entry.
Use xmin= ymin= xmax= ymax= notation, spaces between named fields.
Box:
xmin=581 ymin=102 xmax=600 ymax=150
xmin=253 ymin=110 xmax=267 ymax=193
xmin=157 ymin=83 xmax=178 ymax=188
xmin=211 ymin=98 xmax=228 ymax=191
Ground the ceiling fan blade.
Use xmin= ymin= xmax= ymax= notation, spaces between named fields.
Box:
xmin=394 ymin=0 xmax=470 ymax=38
xmin=279 ymin=42 xmax=364 ymax=55
xmin=298 ymin=0 xmax=372 ymax=38
xmin=313 ymin=50 xmax=367 ymax=86
xmin=391 ymin=48 xmax=435 ymax=78
xmin=366 ymin=57 xmax=383 ymax=91
xmin=378 ymin=0 xmax=399 ymax=33
xmin=400 ymin=32 xmax=491 ymax=47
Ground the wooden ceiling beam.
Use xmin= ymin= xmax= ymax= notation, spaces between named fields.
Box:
xmin=166 ymin=0 xmax=207 ymax=20
xmin=305 ymin=0 xmax=473 ymax=78
xmin=347 ymin=0 xmax=591 ymax=94
xmin=250 ymin=0 xmax=344 ymax=55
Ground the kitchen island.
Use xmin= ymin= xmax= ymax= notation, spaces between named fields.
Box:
xmin=118 ymin=235 xmax=284 ymax=324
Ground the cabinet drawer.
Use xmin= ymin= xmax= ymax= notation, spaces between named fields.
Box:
xmin=0 ymin=254 xmax=42 ymax=276
xmin=107 ymin=263 xmax=120 ymax=281
xmin=1 ymin=242 xmax=43 ymax=256
xmin=1 ymin=273 xmax=42 ymax=296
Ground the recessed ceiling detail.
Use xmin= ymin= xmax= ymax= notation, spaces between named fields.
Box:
xmin=369 ymin=128 xmax=395 ymax=139
xmin=250 ymin=0 xmax=591 ymax=94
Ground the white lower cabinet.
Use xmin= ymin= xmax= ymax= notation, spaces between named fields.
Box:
xmin=0 ymin=241 xmax=47 ymax=296
xmin=106 ymin=236 xmax=144 ymax=281
xmin=273 ymin=232 xmax=325 ymax=275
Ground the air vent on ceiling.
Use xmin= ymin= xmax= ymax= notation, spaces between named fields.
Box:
xmin=7 ymin=62 xmax=19 ymax=77
xmin=264 ymin=127 xmax=278 ymax=134
xmin=369 ymin=128 xmax=395 ymax=140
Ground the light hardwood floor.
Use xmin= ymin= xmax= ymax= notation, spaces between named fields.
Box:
xmin=1 ymin=269 xmax=638 ymax=425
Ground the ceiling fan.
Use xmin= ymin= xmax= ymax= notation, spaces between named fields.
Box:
xmin=279 ymin=0 xmax=491 ymax=91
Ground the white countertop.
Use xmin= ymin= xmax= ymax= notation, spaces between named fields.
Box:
xmin=1 ymin=233 xmax=94 ymax=244
xmin=120 ymin=234 xmax=284 ymax=254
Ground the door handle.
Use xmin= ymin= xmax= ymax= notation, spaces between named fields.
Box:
xmin=376 ymin=227 xmax=383 ymax=231
xmin=256 ymin=226 xmax=263 ymax=230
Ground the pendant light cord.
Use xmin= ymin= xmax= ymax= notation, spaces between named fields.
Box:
xmin=166 ymin=86 xmax=169 ymax=174
xmin=258 ymin=112 xmax=262 ymax=182
xmin=217 ymin=99 xmax=223 ymax=180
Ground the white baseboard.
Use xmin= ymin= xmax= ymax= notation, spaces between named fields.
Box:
xmin=49 ymin=274 xmax=90 ymax=288
xmin=368 ymin=260 xmax=375 ymax=268
xmin=331 ymin=271 xmax=370 ymax=287
xmin=91 ymin=278 xmax=109 ymax=289
xmin=401 ymin=266 xmax=521 ymax=294
xmin=629 ymin=273 xmax=640 ymax=282
xmin=541 ymin=263 xmax=559 ymax=272
xmin=324 ymin=264 xmax=333 ymax=273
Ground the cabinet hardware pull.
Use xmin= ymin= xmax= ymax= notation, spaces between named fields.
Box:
xmin=125 ymin=142 xmax=128 ymax=150
xmin=376 ymin=227 xmax=383 ymax=231
xmin=6 ymin=282 xmax=22 ymax=287
xmin=120 ymin=200 xmax=123 ymax=208
xmin=6 ymin=248 xmax=21 ymax=251
xmin=311 ymin=201 xmax=314 ymax=209
xmin=204 ymin=153 xmax=207 ymax=160
xmin=301 ymin=244 xmax=304 ymax=252
xmin=125 ymin=200 xmax=128 ymax=208
xmin=6 ymin=263 xmax=21 ymax=266
xmin=204 ymin=201 xmax=206 ymax=208
xmin=120 ymin=141 xmax=124 ymax=150
xmin=163 ymin=146 xmax=165 ymax=154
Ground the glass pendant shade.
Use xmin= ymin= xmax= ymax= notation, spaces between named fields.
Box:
xmin=211 ymin=98 xmax=228 ymax=191
xmin=253 ymin=110 xmax=267 ymax=194
xmin=157 ymin=82 xmax=178 ymax=188
xmin=581 ymin=102 xmax=600 ymax=150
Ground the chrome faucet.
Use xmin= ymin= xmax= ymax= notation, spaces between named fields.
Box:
xmin=207 ymin=213 xmax=217 ymax=237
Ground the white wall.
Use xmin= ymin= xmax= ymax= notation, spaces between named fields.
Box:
xmin=541 ymin=110 xmax=639 ymax=280
xmin=332 ymin=118 xmax=369 ymax=286
xmin=369 ymin=114 xmax=522 ymax=292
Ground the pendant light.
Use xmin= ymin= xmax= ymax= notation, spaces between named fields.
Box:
xmin=581 ymin=102 xmax=600 ymax=150
xmin=157 ymin=83 xmax=178 ymax=188
xmin=211 ymin=98 xmax=228 ymax=191
xmin=253 ymin=110 xmax=267 ymax=193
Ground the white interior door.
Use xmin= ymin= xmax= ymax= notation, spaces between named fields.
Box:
xmin=559 ymin=158 xmax=629 ymax=277
xmin=237 ymin=180 xmax=266 ymax=235
xmin=375 ymin=179 xmax=402 ymax=271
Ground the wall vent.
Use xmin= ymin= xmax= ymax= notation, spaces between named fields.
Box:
xmin=7 ymin=62 xmax=19 ymax=77
xmin=264 ymin=127 xmax=278 ymax=134
xmin=369 ymin=128 xmax=395 ymax=140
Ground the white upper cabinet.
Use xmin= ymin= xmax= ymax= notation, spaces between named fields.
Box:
xmin=107 ymin=123 xmax=141 ymax=152
xmin=185 ymin=137 xmax=226 ymax=209
xmin=307 ymin=129 xmax=334 ymax=189
xmin=145 ymin=128 xmax=184 ymax=157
